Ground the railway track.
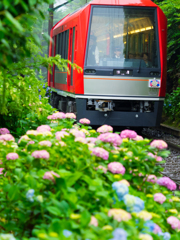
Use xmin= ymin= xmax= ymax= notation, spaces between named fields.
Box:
xmin=142 ymin=127 xmax=180 ymax=190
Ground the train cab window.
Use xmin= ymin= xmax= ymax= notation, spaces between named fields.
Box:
xmin=86 ymin=7 xmax=159 ymax=69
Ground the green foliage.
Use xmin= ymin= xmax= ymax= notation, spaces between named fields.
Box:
xmin=0 ymin=120 xmax=179 ymax=239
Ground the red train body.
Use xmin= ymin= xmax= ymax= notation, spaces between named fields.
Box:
xmin=48 ymin=0 xmax=167 ymax=127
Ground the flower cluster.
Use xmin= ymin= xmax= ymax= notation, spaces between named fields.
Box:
xmin=146 ymin=175 xmax=157 ymax=183
xmin=150 ymin=140 xmax=168 ymax=149
xmin=6 ymin=153 xmax=19 ymax=160
xmin=39 ymin=141 xmax=52 ymax=147
xmin=97 ymin=125 xmax=113 ymax=133
xmin=43 ymin=171 xmax=60 ymax=183
xmin=157 ymin=177 xmax=176 ymax=190
xmin=65 ymin=113 xmax=76 ymax=119
xmin=120 ymin=129 xmax=137 ymax=139
xmin=108 ymin=209 xmax=131 ymax=222
xmin=123 ymin=194 xmax=144 ymax=213
xmin=0 ymin=128 xmax=10 ymax=135
xmin=112 ymin=182 xmax=129 ymax=200
xmin=111 ymin=228 xmax=128 ymax=240
xmin=79 ymin=118 xmax=90 ymax=125
xmin=55 ymin=131 xmax=69 ymax=141
xmin=37 ymin=125 xmax=51 ymax=132
xmin=154 ymin=193 xmax=166 ymax=204
xmin=91 ymin=147 xmax=109 ymax=160
xmin=167 ymin=216 xmax=180 ymax=230
xmin=0 ymin=134 xmax=15 ymax=142
xmin=70 ymin=129 xmax=85 ymax=138
xmin=97 ymin=133 xmax=122 ymax=146
xmin=47 ymin=112 xmax=66 ymax=120
xmin=31 ymin=150 xmax=50 ymax=159
xmin=108 ymin=162 xmax=125 ymax=174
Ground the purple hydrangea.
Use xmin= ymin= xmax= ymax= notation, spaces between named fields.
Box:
xmin=91 ymin=147 xmax=109 ymax=160
xmin=120 ymin=129 xmax=137 ymax=139
xmin=108 ymin=162 xmax=125 ymax=174
xmin=157 ymin=177 xmax=176 ymax=191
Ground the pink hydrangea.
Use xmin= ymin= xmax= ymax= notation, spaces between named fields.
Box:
xmin=146 ymin=175 xmax=157 ymax=183
xmin=27 ymin=141 xmax=35 ymax=145
xmin=147 ymin=153 xmax=163 ymax=162
xmin=91 ymin=147 xmax=109 ymax=160
xmin=79 ymin=118 xmax=90 ymax=125
xmin=55 ymin=131 xmax=69 ymax=140
xmin=97 ymin=125 xmax=113 ymax=133
xmin=65 ymin=113 xmax=76 ymax=119
xmin=97 ymin=133 xmax=122 ymax=146
xmin=0 ymin=134 xmax=15 ymax=142
xmin=89 ymin=216 xmax=98 ymax=227
xmin=18 ymin=135 xmax=30 ymax=143
xmin=153 ymin=224 xmax=162 ymax=234
xmin=157 ymin=177 xmax=176 ymax=190
xmin=70 ymin=129 xmax=85 ymax=138
xmin=120 ymin=129 xmax=137 ymax=139
xmin=95 ymin=165 xmax=107 ymax=173
xmin=154 ymin=193 xmax=166 ymax=204
xmin=6 ymin=153 xmax=19 ymax=160
xmin=167 ymin=216 xmax=180 ymax=229
xmin=108 ymin=162 xmax=125 ymax=174
xmin=150 ymin=140 xmax=168 ymax=149
xmin=86 ymin=137 xmax=98 ymax=144
xmin=133 ymin=135 xmax=144 ymax=141
xmin=0 ymin=168 xmax=4 ymax=175
xmin=39 ymin=141 xmax=52 ymax=147
xmin=32 ymin=150 xmax=50 ymax=159
xmin=75 ymin=137 xmax=87 ymax=144
xmin=37 ymin=125 xmax=51 ymax=132
xmin=43 ymin=171 xmax=60 ymax=183
xmin=0 ymin=128 xmax=10 ymax=135
xmin=47 ymin=112 xmax=66 ymax=120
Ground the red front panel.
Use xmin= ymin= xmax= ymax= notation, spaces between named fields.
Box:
xmin=157 ymin=7 xmax=167 ymax=97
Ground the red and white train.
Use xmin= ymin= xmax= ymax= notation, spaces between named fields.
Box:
xmin=48 ymin=0 xmax=167 ymax=127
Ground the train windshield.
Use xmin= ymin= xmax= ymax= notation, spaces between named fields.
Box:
xmin=86 ymin=7 xmax=159 ymax=69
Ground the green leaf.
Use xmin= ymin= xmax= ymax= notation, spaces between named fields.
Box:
xmin=66 ymin=172 xmax=82 ymax=187
xmin=8 ymin=185 xmax=19 ymax=201
xmin=80 ymin=210 xmax=91 ymax=227
xmin=46 ymin=206 xmax=62 ymax=216
xmin=5 ymin=11 xmax=23 ymax=32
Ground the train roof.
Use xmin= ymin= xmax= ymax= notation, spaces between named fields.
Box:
xmin=53 ymin=0 xmax=158 ymax=31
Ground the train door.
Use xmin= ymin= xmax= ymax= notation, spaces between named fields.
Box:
xmin=67 ymin=26 xmax=76 ymax=92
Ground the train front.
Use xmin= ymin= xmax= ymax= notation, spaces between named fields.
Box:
xmin=76 ymin=3 xmax=167 ymax=127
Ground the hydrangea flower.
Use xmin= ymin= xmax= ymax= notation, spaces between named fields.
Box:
xmin=26 ymin=189 xmax=35 ymax=202
xmin=158 ymin=232 xmax=171 ymax=240
xmin=86 ymin=137 xmax=98 ymax=144
xmin=111 ymin=228 xmax=127 ymax=240
xmin=115 ymin=183 xmax=129 ymax=200
xmin=43 ymin=171 xmax=60 ymax=183
xmin=136 ymin=211 xmax=152 ymax=221
xmin=47 ymin=112 xmax=66 ymax=120
xmin=89 ymin=216 xmax=98 ymax=227
xmin=146 ymin=175 xmax=157 ymax=183
xmin=55 ymin=131 xmax=69 ymax=141
xmin=70 ymin=129 xmax=85 ymax=138
xmin=123 ymin=194 xmax=144 ymax=213
xmin=39 ymin=141 xmax=52 ymax=147
xmin=97 ymin=133 xmax=122 ymax=146
xmin=18 ymin=135 xmax=30 ymax=144
xmin=167 ymin=216 xmax=180 ymax=229
xmin=79 ymin=118 xmax=90 ymax=125
xmin=97 ymin=125 xmax=113 ymax=133
xmin=6 ymin=153 xmax=19 ymax=160
xmin=108 ymin=162 xmax=125 ymax=174
xmin=139 ymin=233 xmax=153 ymax=240
xmin=91 ymin=147 xmax=109 ymax=160
xmin=0 ymin=168 xmax=4 ymax=175
xmin=150 ymin=140 xmax=168 ymax=149
xmin=153 ymin=224 xmax=162 ymax=234
xmin=75 ymin=137 xmax=87 ymax=144
xmin=119 ymin=179 xmax=130 ymax=186
xmin=0 ymin=128 xmax=10 ymax=135
xmin=31 ymin=150 xmax=50 ymax=159
xmin=154 ymin=193 xmax=166 ymax=204
xmin=133 ymin=135 xmax=143 ymax=141
xmin=26 ymin=130 xmax=38 ymax=135
xmin=95 ymin=165 xmax=107 ymax=173
xmin=120 ymin=129 xmax=137 ymax=139
xmin=157 ymin=177 xmax=176 ymax=190
xmin=108 ymin=209 xmax=131 ymax=222
xmin=0 ymin=134 xmax=15 ymax=142
xmin=37 ymin=125 xmax=51 ymax=132
xmin=65 ymin=113 xmax=76 ymax=119
xmin=63 ymin=230 xmax=72 ymax=237
xmin=0 ymin=234 xmax=16 ymax=240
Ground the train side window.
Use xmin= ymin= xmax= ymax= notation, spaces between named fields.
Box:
xmin=71 ymin=27 xmax=76 ymax=85
xmin=65 ymin=30 xmax=69 ymax=60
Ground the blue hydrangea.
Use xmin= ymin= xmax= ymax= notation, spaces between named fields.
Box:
xmin=123 ymin=194 xmax=144 ymax=212
xmin=158 ymin=232 xmax=171 ymax=240
xmin=63 ymin=230 xmax=72 ymax=238
xmin=39 ymin=95 xmax=41 ymax=100
xmin=116 ymin=184 xmax=129 ymax=200
xmin=26 ymin=189 xmax=35 ymax=202
xmin=110 ymin=228 xmax=127 ymax=240
xmin=169 ymin=104 xmax=171 ymax=107
xmin=144 ymin=221 xmax=156 ymax=232
xmin=43 ymin=84 xmax=46 ymax=89
xmin=112 ymin=181 xmax=121 ymax=190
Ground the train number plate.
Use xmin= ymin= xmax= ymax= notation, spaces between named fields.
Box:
xmin=149 ymin=79 xmax=161 ymax=88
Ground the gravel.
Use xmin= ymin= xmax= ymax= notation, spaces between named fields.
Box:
xmin=142 ymin=128 xmax=180 ymax=183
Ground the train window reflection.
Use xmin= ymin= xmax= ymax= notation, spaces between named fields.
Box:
xmin=86 ymin=7 xmax=159 ymax=69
